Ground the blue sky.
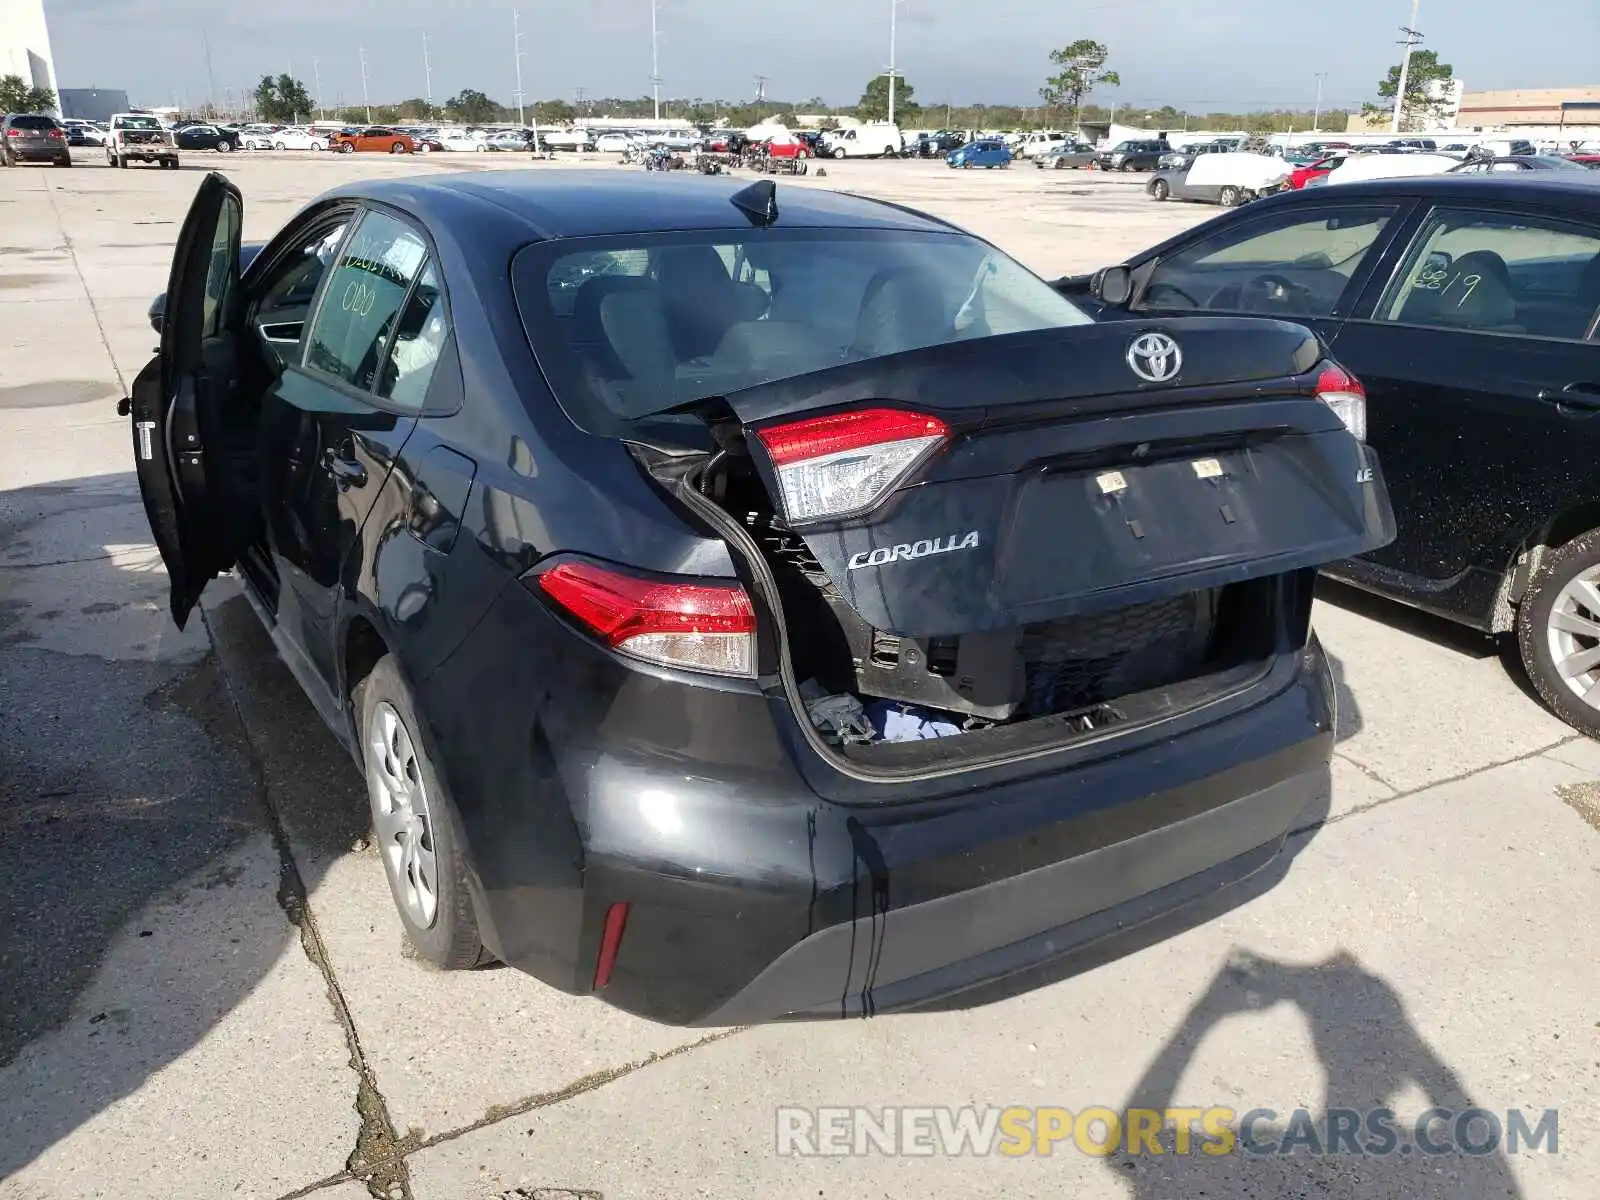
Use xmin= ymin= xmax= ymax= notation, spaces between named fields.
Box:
xmin=45 ymin=0 xmax=1600 ymax=113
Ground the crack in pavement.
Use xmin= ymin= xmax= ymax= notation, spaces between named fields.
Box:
xmin=199 ymin=605 xmax=416 ymax=1200
xmin=270 ymin=1027 xmax=748 ymax=1200
xmin=1296 ymin=734 xmax=1587 ymax=836
xmin=43 ymin=182 xmax=128 ymax=395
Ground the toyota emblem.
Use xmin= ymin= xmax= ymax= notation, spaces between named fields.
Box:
xmin=1126 ymin=331 xmax=1182 ymax=383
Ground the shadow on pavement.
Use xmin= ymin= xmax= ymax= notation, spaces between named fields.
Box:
xmin=0 ymin=470 xmax=369 ymax=1184
xmin=1108 ymin=949 xmax=1525 ymax=1198
xmin=1315 ymin=576 xmax=1498 ymax=660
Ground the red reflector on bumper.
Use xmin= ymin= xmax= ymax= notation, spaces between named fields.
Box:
xmin=593 ymin=901 xmax=630 ymax=989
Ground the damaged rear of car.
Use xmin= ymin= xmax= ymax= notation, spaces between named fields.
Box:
xmin=488 ymin=209 xmax=1394 ymax=1023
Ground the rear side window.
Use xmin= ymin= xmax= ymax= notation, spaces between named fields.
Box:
xmin=1377 ymin=208 xmax=1600 ymax=341
xmin=305 ymin=209 xmax=429 ymax=392
xmin=1137 ymin=207 xmax=1394 ymax=319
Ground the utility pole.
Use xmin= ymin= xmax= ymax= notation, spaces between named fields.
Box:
xmin=1392 ymin=0 xmax=1423 ymax=134
xmin=313 ymin=57 xmax=323 ymax=120
xmin=423 ymin=32 xmax=433 ymax=105
xmin=513 ymin=10 xmax=527 ymax=126
xmin=650 ymin=0 xmax=662 ymax=121
xmin=202 ymin=28 xmax=218 ymax=113
xmin=1312 ymin=71 xmax=1327 ymax=132
xmin=358 ymin=46 xmax=372 ymax=123
xmin=887 ymin=0 xmax=898 ymax=125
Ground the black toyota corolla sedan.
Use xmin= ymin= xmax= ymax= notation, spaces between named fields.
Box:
xmin=129 ymin=170 xmax=1392 ymax=1025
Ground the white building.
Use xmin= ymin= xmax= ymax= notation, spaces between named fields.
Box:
xmin=0 ymin=0 xmax=58 ymax=110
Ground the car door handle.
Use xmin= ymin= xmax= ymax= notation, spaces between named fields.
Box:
xmin=1539 ymin=382 xmax=1600 ymax=415
xmin=322 ymin=451 xmax=368 ymax=489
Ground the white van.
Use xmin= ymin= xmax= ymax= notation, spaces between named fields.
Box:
xmin=824 ymin=123 xmax=903 ymax=159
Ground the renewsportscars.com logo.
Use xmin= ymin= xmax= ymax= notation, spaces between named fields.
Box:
xmin=774 ymin=1105 xmax=1560 ymax=1158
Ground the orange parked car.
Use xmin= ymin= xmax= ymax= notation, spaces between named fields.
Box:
xmin=331 ymin=126 xmax=415 ymax=155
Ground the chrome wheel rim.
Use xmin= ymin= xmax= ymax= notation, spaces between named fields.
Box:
xmin=1546 ymin=566 xmax=1600 ymax=710
xmin=366 ymin=701 xmax=439 ymax=927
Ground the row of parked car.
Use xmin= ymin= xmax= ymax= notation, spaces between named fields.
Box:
xmin=1146 ymin=142 xmax=1600 ymax=209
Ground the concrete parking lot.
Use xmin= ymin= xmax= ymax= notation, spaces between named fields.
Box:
xmin=1 ymin=147 xmax=1597 ymax=1200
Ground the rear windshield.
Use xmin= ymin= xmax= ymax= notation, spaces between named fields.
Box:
xmin=512 ymin=227 xmax=1092 ymax=435
xmin=9 ymin=116 xmax=57 ymax=131
xmin=116 ymin=116 xmax=162 ymax=129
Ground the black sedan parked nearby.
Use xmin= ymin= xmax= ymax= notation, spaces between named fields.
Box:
xmin=130 ymin=170 xmax=1391 ymax=1024
xmin=172 ymin=123 xmax=239 ymax=153
xmin=1065 ymin=174 xmax=1600 ymax=735
xmin=1448 ymin=154 xmax=1591 ymax=175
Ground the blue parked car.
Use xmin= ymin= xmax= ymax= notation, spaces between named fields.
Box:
xmin=947 ymin=139 xmax=1012 ymax=169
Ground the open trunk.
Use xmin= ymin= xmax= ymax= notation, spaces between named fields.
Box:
xmin=663 ymin=320 xmax=1393 ymax=774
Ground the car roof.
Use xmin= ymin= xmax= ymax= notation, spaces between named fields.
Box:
xmin=337 ymin=170 xmax=962 ymax=240
xmin=1257 ymin=173 xmax=1600 ymax=208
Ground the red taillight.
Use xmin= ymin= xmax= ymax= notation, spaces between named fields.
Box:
xmin=5 ymin=130 xmax=21 ymax=138
xmin=47 ymin=129 xmax=64 ymax=139
xmin=533 ymin=559 xmax=757 ymax=677
xmin=754 ymin=407 xmax=948 ymax=523
xmin=593 ymin=901 xmax=630 ymax=989
xmin=1314 ymin=361 xmax=1367 ymax=441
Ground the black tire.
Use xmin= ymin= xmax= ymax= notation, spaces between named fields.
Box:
xmin=355 ymin=656 xmax=487 ymax=969
xmin=216 ymin=139 xmax=232 ymax=153
xmin=1119 ymin=161 xmax=1132 ymax=172
xmin=340 ymin=141 xmax=355 ymax=154
xmin=274 ymin=141 xmax=286 ymax=151
xmin=1151 ymin=178 xmax=1169 ymax=201
xmin=832 ymin=145 xmax=845 ymax=159
xmin=1220 ymin=185 xmax=1241 ymax=207
xmin=1518 ymin=530 xmax=1600 ymax=738
xmin=391 ymin=142 xmax=406 ymax=154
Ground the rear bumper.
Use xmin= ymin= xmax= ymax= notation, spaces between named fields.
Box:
xmin=426 ymin=583 xmax=1335 ymax=1026
xmin=694 ymin=764 xmax=1317 ymax=1025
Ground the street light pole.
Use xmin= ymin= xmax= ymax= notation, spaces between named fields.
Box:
xmin=1312 ymin=71 xmax=1327 ymax=132
xmin=513 ymin=10 xmax=526 ymax=126
xmin=423 ymin=32 xmax=433 ymax=105
xmin=313 ymin=58 xmax=323 ymax=120
xmin=650 ymin=0 xmax=661 ymax=121
xmin=888 ymin=0 xmax=897 ymax=126
xmin=358 ymin=45 xmax=372 ymax=123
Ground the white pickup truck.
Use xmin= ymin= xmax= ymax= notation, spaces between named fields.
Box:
xmin=107 ymin=113 xmax=179 ymax=169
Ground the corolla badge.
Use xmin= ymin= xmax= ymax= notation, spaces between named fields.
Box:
xmin=847 ymin=532 xmax=980 ymax=571
xmin=1126 ymin=331 xmax=1183 ymax=383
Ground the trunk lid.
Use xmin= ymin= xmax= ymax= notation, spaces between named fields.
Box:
xmin=721 ymin=320 xmax=1394 ymax=639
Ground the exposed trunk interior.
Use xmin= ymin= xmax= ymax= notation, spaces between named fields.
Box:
xmin=694 ymin=445 xmax=1295 ymax=772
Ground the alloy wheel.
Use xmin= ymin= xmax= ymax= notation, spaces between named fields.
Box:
xmin=1545 ymin=567 xmax=1600 ymax=710
xmin=366 ymin=701 xmax=439 ymax=928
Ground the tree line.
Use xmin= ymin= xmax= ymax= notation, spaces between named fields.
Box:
xmin=72 ymin=40 xmax=1446 ymax=136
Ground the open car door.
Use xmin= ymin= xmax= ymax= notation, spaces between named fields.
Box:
xmin=128 ymin=171 xmax=243 ymax=628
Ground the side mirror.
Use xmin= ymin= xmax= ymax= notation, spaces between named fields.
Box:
xmin=1090 ymin=265 xmax=1134 ymax=307
xmin=148 ymin=292 xmax=166 ymax=335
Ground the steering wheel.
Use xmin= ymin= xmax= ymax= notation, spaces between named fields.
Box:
xmin=1241 ymin=273 xmax=1313 ymax=311
xmin=1142 ymin=281 xmax=1200 ymax=310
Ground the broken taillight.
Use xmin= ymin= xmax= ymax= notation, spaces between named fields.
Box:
xmin=754 ymin=407 xmax=949 ymax=524
xmin=1314 ymin=362 xmax=1367 ymax=442
xmin=531 ymin=558 xmax=757 ymax=678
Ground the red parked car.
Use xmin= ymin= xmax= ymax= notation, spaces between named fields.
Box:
xmin=1287 ymin=154 xmax=1345 ymax=189
xmin=331 ymin=126 xmax=416 ymax=155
